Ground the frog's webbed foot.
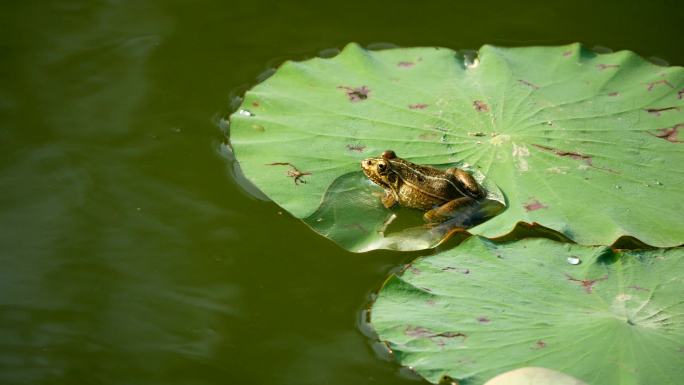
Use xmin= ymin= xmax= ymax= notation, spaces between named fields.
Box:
xmin=423 ymin=197 xmax=479 ymax=225
xmin=446 ymin=167 xmax=486 ymax=199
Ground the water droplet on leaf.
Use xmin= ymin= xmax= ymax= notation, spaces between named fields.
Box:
xmin=238 ymin=109 xmax=254 ymax=117
xmin=567 ymin=256 xmax=581 ymax=265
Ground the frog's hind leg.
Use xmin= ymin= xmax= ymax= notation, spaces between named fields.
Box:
xmin=423 ymin=197 xmax=479 ymax=225
xmin=446 ymin=168 xmax=486 ymax=199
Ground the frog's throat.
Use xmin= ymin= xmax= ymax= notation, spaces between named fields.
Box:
xmin=362 ymin=169 xmax=390 ymax=189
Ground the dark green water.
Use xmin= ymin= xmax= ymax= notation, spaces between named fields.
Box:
xmin=1 ymin=1 xmax=682 ymax=384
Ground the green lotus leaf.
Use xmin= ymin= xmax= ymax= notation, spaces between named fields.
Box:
xmin=369 ymin=237 xmax=684 ymax=385
xmin=229 ymin=43 xmax=684 ymax=251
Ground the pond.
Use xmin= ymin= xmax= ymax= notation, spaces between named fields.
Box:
xmin=1 ymin=1 xmax=682 ymax=384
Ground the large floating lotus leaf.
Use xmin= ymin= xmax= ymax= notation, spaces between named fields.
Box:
xmin=229 ymin=43 xmax=684 ymax=250
xmin=370 ymin=237 xmax=684 ymax=385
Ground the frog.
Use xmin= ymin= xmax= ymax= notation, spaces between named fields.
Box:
xmin=361 ymin=150 xmax=486 ymax=223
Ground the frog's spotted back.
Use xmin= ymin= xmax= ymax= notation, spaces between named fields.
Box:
xmin=361 ymin=151 xmax=485 ymax=223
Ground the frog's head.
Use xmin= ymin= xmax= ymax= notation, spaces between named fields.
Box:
xmin=361 ymin=150 xmax=398 ymax=188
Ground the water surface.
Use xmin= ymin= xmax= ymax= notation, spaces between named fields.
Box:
xmin=1 ymin=1 xmax=682 ymax=384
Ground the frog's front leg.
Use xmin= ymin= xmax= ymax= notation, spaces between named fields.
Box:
xmin=423 ymin=197 xmax=478 ymax=224
xmin=446 ymin=168 xmax=486 ymax=199
xmin=381 ymin=190 xmax=397 ymax=208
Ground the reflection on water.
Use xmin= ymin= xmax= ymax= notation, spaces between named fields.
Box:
xmin=1 ymin=0 xmax=683 ymax=384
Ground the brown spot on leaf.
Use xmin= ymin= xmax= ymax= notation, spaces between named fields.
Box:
xmin=524 ymin=199 xmax=548 ymax=211
xmin=405 ymin=326 xmax=433 ymax=338
xmin=628 ymin=285 xmax=649 ymax=292
xmin=408 ymin=266 xmax=421 ymax=275
xmin=426 ymin=299 xmax=436 ymax=306
xmin=647 ymin=79 xmax=675 ymax=91
xmin=346 ymin=144 xmax=366 ymax=152
xmin=597 ymin=63 xmax=620 ymax=70
xmin=442 ymin=266 xmax=470 ymax=274
xmin=534 ymin=340 xmax=547 ymax=349
xmin=608 ymin=92 xmax=620 ymax=97
xmin=337 ymin=85 xmax=370 ymax=102
xmin=405 ymin=327 xmax=466 ymax=341
xmin=251 ymin=124 xmax=265 ymax=132
xmin=468 ymin=131 xmax=487 ymax=137
xmin=518 ymin=79 xmax=540 ymax=90
xmin=397 ymin=61 xmax=415 ymax=67
xmin=565 ymin=273 xmax=608 ymax=294
xmin=409 ymin=103 xmax=428 ymax=109
xmin=473 ymin=100 xmax=489 ymax=112
xmin=266 ymin=162 xmax=312 ymax=185
xmin=678 ymin=88 xmax=684 ymax=99
xmin=648 ymin=123 xmax=684 ymax=143
xmin=645 ymin=106 xmax=680 ymax=116
xmin=477 ymin=316 xmax=491 ymax=323
xmin=418 ymin=132 xmax=440 ymax=140
xmin=437 ymin=332 xmax=467 ymax=339
xmin=532 ymin=144 xmax=620 ymax=173
xmin=531 ymin=144 xmax=593 ymax=166
xmin=251 ymin=101 xmax=260 ymax=107
xmin=562 ymin=50 xmax=573 ymax=57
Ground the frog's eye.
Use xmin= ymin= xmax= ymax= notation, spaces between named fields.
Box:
xmin=377 ymin=161 xmax=388 ymax=173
